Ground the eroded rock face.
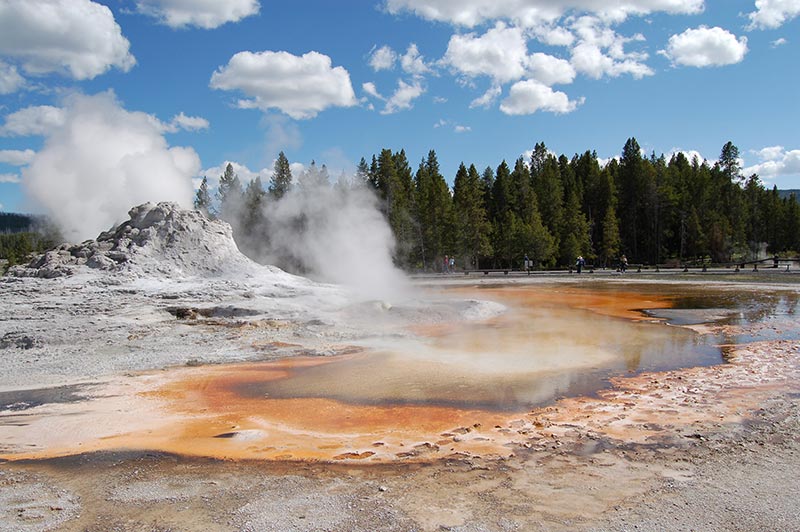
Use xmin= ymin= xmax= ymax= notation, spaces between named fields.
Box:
xmin=8 ymin=202 xmax=258 ymax=279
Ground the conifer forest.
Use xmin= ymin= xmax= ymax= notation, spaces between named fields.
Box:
xmin=197 ymin=138 xmax=800 ymax=273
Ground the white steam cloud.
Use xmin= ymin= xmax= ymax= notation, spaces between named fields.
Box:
xmin=229 ymin=175 xmax=410 ymax=300
xmin=22 ymin=91 xmax=199 ymax=241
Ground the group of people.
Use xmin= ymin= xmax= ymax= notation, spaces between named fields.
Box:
xmin=574 ymin=254 xmax=628 ymax=273
xmin=442 ymin=255 xmax=456 ymax=273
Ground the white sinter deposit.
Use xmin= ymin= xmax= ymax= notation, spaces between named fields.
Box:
xmin=9 ymin=202 xmax=272 ymax=279
xmin=0 ymin=202 xmax=504 ymax=390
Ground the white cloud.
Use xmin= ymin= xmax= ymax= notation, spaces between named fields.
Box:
xmin=443 ymin=23 xmax=529 ymax=83
xmin=369 ymin=45 xmax=397 ymax=71
xmin=756 ymin=145 xmax=785 ymax=161
xmin=0 ymin=149 xmax=35 ymax=165
xmin=0 ymin=173 xmax=20 ymax=183
xmin=197 ymin=160 xmax=270 ymax=190
xmin=499 ymin=79 xmax=583 ymax=115
xmin=668 ymin=148 xmax=709 ymax=165
xmin=381 ymin=79 xmax=425 ymax=114
xmin=135 ymin=0 xmax=260 ymax=29
xmin=527 ymin=52 xmax=576 ymax=85
xmin=469 ymin=84 xmax=502 ymax=108
xmin=0 ymin=0 xmax=135 ymax=80
xmin=385 ymin=0 xmax=704 ymax=28
xmin=532 ymin=25 xmax=575 ymax=47
xmin=0 ymin=105 xmax=66 ymax=137
xmin=771 ymin=37 xmax=788 ymax=47
xmin=210 ymin=50 xmax=358 ymax=119
xmin=454 ymin=125 xmax=471 ymax=133
xmin=0 ymin=60 xmax=24 ymax=94
xmin=433 ymin=119 xmax=448 ymax=128
xmin=400 ymin=43 xmax=431 ymax=76
xmin=661 ymin=26 xmax=748 ymax=68
xmin=167 ymin=112 xmax=210 ymax=132
xmin=21 ymin=91 xmax=199 ymax=241
xmin=743 ymin=146 xmax=800 ymax=180
xmin=362 ymin=81 xmax=384 ymax=100
xmin=747 ymin=0 xmax=800 ymax=30
xmin=570 ymin=17 xmax=653 ymax=79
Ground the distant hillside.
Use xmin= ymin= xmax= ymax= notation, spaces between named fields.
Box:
xmin=0 ymin=212 xmax=36 ymax=234
xmin=778 ymin=189 xmax=800 ymax=202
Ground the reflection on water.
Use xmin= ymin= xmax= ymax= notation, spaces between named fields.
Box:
xmin=4 ymin=281 xmax=796 ymax=462
xmin=232 ymin=284 xmax=766 ymax=412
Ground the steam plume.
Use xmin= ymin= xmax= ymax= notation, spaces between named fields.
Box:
xmin=22 ymin=91 xmax=199 ymax=241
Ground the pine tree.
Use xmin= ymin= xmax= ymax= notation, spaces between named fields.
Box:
xmin=355 ymin=157 xmax=370 ymax=187
xmin=269 ymin=151 xmax=293 ymax=200
xmin=217 ymin=163 xmax=244 ymax=224
xmin=194 ymin=176 xmax=213 ymax=217
xmin=414 ymin=150 xmax=454 ymax=270
xmin=240 ymin=177 xmax=268 ymax=257
xmin=298 ymin=160 xmax=330 ymax=190
xmin=532 ymin=153 xmax=563 ymax=263
xmin=453 ymin=163 xmax=491 ymax=268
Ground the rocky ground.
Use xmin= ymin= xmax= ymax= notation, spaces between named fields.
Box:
xmin=1 ymin=204 xmax=799 ymax=531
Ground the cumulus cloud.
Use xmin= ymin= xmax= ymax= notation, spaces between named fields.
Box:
xmin=532 ymin=25 xmax=575 ymax=47
xmin=570 ymin=17 xmax=653 ymax=79
xmin=21 ymin=91 xmax=199 ymax=241
xmin=369 ymin=45 xmax=397 ymax=71
xmin=499 ymin=79 xmax=583 ymax=115
xmin=743 ymin=146 xmax=800 ymax=180
xmin=0 ymin=60 xmax=23 ymax=94
xmin=0 ymin=0 xmax=135 ymax=80
xmin=381 ymin=79 xmax=425 ymax=114
xmin=0 ymin=105 xmax=66 ymax=137
xmin=527 ymin=52 xmax=576 ymax=85
xmin=771 ymin=37 xmax=788 ymax=47
xmin=197 ymin=160 xmax=270 ymax=190
xmin=661 ymin=26 xmax=748 ymax=68
xmin=668 ymin=148 xmax=710 ymax=165
xmin=0 ymin=149 xmax=35 ymax=165
xmin=0 ymin=173 xmax=20 ymax=183
xmin=454 ymin=125 xmax=472 ymax=133
xmin=362 ymin=81 xmax=383 ymax=100
xmin=469 ymin=84 xmax=502 ymax=108
xmin=134 ymin=0 xmax=260 ymax=29
xmin=385 ymin=0 xmax=704 ymax=28
xmin=400 ymin=43 xmax=432 ymax=76
xmin=210 ymin=50 xmax=358 ymax=119
xmin=162 ymin=112 xmax=210 ymax=133
xmin=443 ymin=23 xmax=529 ymax=83
xmin=747 ymin=0 xmax=800 ymax=30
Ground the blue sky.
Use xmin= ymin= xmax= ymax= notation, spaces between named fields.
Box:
xmin=1 ymin=0 xmax=799 ymax=220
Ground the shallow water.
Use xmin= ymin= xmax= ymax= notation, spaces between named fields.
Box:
xmin=235 ymin=285 xmax=723 ymax=411
xmin=3 ymin=281 xmax=797 ymax=462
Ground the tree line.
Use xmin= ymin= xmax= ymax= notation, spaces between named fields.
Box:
xmin=197 ymin=139 xmax=800 ymax=273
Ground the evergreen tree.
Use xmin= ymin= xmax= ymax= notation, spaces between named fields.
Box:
xmin=414 ymin=150 xmax=454 ymax=270
xmin=240 ymin=177 xmax=268 ymax=257
xmin=355 ymin=157 xmax=370 ymax=187
xmin=532 ymin=153 xmax=563 ymax=264
xmin=299 ymin=160 xmax=329 ymax=190
xmin=217 ymin=163 xmax=244 ymax=224
xmin=194 ymin=176 xmax=213 ymax=217
xmin=617 ymin=137 xmax=645 ymax=261
xmin=269 ymin=151 xmax=293 ymax=200
xmin=453 ymin=163 xmax=491 ymax=268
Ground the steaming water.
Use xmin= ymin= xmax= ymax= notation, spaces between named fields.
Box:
xmin=230 ymin=283 xmax=797 ymax=412
xmin=3 ymin=281 xmax=798 ymax=462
